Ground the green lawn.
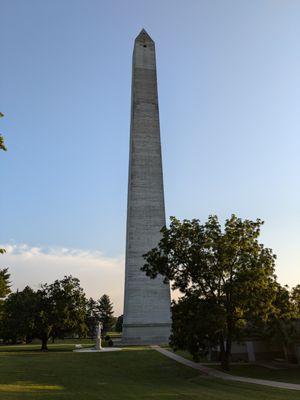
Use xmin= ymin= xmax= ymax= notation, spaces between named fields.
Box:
xmin=166 ymin=347 xmax=300 ymax=385
xmin=217 ymin=364 xmax=300 ymax=385
xmin=0 ymin=344 xmax=299 ymax=400
xmin=0 ymin=341 xmax=95 ymax=353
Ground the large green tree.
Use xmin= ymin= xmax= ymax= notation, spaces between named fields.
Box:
xmin=36 ymin=276 xmax=88 ymax=350
xmin=1 ymin=276 xmax=88 ymax=350
xmin=142 ymin=215 xmax=277 ymax=370
xmin=98 ymin=294 xmax=114 ymax=334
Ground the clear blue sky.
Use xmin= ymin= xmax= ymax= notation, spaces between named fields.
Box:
xmin=1 ymin=1 xmax=299 ymax=309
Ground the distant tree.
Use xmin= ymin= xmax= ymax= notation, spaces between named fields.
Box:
xmin=85 ymin=297 xmax=100 ymax=337
xmin=0 ymin=286 xmax=36 ymax=343
xmin=1 ymin=277 xmax=88 ymax=350
xmin=142 ymin=215 xmax=277 ymax=370
xmin=35 ymin=276 xmax=88 ymax=350
xmin=0 ymin=254 xmax=10 ymax=328
xmin=98 ymin=294 xmax=114 ymax=334
xmin=115 ymin=315 xmax=123 ymax=333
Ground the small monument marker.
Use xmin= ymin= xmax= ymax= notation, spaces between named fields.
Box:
xmin=95 ymin=322 xmax=102 ymax=351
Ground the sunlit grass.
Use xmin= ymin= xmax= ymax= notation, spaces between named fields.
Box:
xmin=0 ymin=381 xmax=63 ymax=393
xmin=0 ymin=342 xmax=94 ymax=353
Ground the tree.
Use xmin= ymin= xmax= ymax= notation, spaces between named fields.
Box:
xmin=0 ymin=252 xmax=10 ymax=330
xmin=0 ymin=267 xmax=10 ymax=303
xmin=291 ymin=285 xmax=300 ymax=316
xmin=85 ymin=297 xmax=100 ymax=337
xmin=115 ymin=315 xmax=123 ymax=333
xmin=0 ymin=135 xmax=6 ymax=151
xmin=0 ymin=286 xmax=36 ymax=343
xmin=142 ymin=215 xmax=277 ymax=370
xmin=0 ymin=112 xmax=6 ymax=151
xmin=0 ymin=113 xmax=8 ymax=286
xmin=97 ymin=294 xmax=114 ymax=334
xmin=36 ymin=276 xmax=88 ymax=350
xmin=0 ymin=276 xmax=88 ymax=350
xmin=264 ymin=283 xmax=300 ymax=361
xmin=170 ymin=295 xmax=224 ymax=362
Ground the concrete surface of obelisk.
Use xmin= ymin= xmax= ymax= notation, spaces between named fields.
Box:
xmin=122 ymin=29 xmax=171 ymax=344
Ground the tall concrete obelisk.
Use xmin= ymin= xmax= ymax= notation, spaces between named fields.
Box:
xmin=123 ymin=29 xmax=171 ymax=344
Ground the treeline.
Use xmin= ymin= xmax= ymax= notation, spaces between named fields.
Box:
xmin=0 ymin=272 xmax=123 ymax=350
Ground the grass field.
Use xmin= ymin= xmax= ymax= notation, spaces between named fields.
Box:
xmin=167 ymin=347 xmax=300 ymax=385
xmin=217 ymin=364 xmax=300 ymax=385
xmin=0 ymin=344 xmax=299 ymax=400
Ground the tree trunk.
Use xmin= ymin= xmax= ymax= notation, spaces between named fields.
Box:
xmin=283 ymin=344 xmax=289 ymax=362
xmin=41 ymin=337 xmax=48 ymax=351
xmin=220 ymin=338 xmax=227 ymax=370
xmin=220 ymin=350 xmax=230 ymax=371
xmin=220 ymin=337 xmax=231 ymax=371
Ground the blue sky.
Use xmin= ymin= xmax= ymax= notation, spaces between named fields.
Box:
xmin=1 ymin=1 xmax=299 ymax=313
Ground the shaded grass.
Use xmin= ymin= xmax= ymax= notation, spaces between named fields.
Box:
xmin=164 ymin=346 xmax=300 ymax=385
xmin=216 ymin=364 xmax=300 ymax=385
xmin=0 ymin=344 xmax=299 ymax=399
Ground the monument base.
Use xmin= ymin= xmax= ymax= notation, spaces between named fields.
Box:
xmin=73 ymin=347 xmax=122 ymax=353
xmin=121 ymin=323 xmax=171 ymax=345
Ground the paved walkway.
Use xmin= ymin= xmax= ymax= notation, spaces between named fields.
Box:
xmin=152 ymin=346 xmax=300 ymax=391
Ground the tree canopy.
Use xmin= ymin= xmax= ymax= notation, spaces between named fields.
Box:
xmin=1 ymin=276 xmax=88 ymax=350
xmin=0 ymin=267 xmax=10 ymax=302
xmin=142 ymin=215 xmax=278 ymax=369
xmin=85 ymin=297 xmax=100 ymax=337
xmin=115 ymin=315 xmax=123 ymax=333
xmin=0 ymin=112 xmax=7 ymax=151
xmin=98 ymin=294 xmax=114 ymax=334
xmin=263 ymin=283 xmax=300 ymax=361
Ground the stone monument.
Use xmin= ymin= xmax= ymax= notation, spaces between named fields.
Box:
xmin=95 ymin=322 xmax=102 ymax=350
xmin=122 ymin=29 xmax=171 ymax=344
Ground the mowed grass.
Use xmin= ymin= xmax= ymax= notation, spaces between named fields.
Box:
xmin=166 ymin=347 xmax=300 ymax=385
xmin=219 ymin=364 xmax=300 ymax=385
xmin=0 ymin=341 xmax=95 ymax=353
xmin=0 ymin=344 xmax=299 ymax=400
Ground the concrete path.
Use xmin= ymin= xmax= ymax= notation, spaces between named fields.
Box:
xmin=152 ymin=346 xmax=300 ymax=391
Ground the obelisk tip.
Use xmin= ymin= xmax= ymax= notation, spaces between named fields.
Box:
xmin=135 ymin=29 xmax=154 ymax=43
